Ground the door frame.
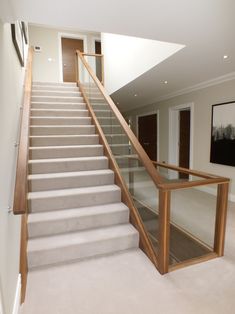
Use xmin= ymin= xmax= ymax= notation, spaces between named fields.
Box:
xmin=91 ymin=36 xmax=101 ymax=54
xmin=168 ymin=102 xmax=194 ymax=179
xmin=58 ymin=32 xmax=88 ymax=82
xmin=136 ymin=110 xmax=160 ymax=161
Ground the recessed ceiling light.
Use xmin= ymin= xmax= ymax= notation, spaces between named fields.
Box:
xmin=48 ymin=57 xmax=53 ymax=62
xmin=164 ymin=80 xmax=168 ymax=84
xmin=117 ymin=102 xmax=119 ymax=105
xmin=223 ymin=55 xmax=229 ymax=60
xmin=134 ymin=94 xmax=138 ymax=97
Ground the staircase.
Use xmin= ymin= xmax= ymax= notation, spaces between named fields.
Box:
xmin=27 ymin=82 xmax=139 ymax=269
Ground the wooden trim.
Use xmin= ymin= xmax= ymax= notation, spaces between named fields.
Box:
xmin=158 ymin=177 xmax=230 ymax=191
xmin=214 ymin=183 xmax=229 ymax=256
xmin=82 ymin=52 xmax=103 ymax=57
xmin=78 ymin=81 xmax=158 ymax=268
xmin=76 ymin=50 xmax=163 ymax=188
xmin=158 ymin=190 xmax=171 ymax=274
xmin=19 ymin=214 xmax=28 ymax=303
xmin=152 ymin=160 xmax=229 ymax=180
xmin=13 ymin=47 xmax=33 ymax=215
xmin=101 ymin=55 xmax=104 ymax=85
xmin=169 ymin=252 xmax=217 ymax=272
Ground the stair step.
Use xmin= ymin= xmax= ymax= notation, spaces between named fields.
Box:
xmin=31 ymin=109 xmax=89 ymax=117
xmin=28 ymin=184 xmax=121 ymax=212
xmin=30 ymin=135 xmax=99 ymax=146
xmin=28 ymin=169 xmax=114 ymax=191
xmin=29 ymin=156 xmax=109 ymax=174
xmin=33 ymin=85 xmax=79 ymax=92
xmin=30 ymin=125 xmax=95 ymax=135
xmin=27 ymin=224 xmax=139 ymax=269
xmin=94 ymin=109 xmax=115 ymax=117
xmin=33 ymin=82 xmax=77 ymax=87
xmin=28 ymin=203 xmax=129 ymax=238
xmin=32 ymin=90 xmax=81 ymax=97
xmin=30 ymin=116 xmax=91 ymax=125
xmin=31 ymin=102 xmax=86 ymax=110
xmin=102 ymin=125 xmax=124 ymax=134
xmin=29 ymin=145 xmax=103 ymax=159
xmin=31 ymin=96 xmax=84 ymax=103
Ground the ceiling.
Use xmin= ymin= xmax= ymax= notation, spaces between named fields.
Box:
xmin=2 ymin=0 xmax=235 ymax=111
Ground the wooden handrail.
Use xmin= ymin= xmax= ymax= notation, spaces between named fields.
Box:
xmin=13 ymin=47 xmax=33 ymax=215
xmin=76 ymin=50 xmax=163 ymax=187
xmin=81 ymin=52 xmax=104 ymax=85
xmin=82 ymin=52 xmax=103 ymax=57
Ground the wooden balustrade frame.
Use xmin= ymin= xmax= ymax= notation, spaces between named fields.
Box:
xmin=76 ymin=50 xmax=230 ymax=275
xmin=81 ymin=52 xmax=104 ymax=85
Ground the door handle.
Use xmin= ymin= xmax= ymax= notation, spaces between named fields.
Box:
xmin=63 ymin=64 xmax=67 ymax=67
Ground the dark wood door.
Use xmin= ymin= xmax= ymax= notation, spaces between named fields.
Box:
xmin=179 ymin=110 xmax=190 ymax=179
xmin=61 ymin=38 xmax=84 ymax=82
xmin=138 ymin=114 xmax=157 ymax=161
xmin=95 ymin=40 xmax=102 ymax=81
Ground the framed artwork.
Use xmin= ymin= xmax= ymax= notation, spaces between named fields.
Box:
xmin=21 ymin=22 xmax=28 ymax=44
xmin=210 ymin=101 xmax=235 ymax=166
xmin=11 ymin=21 xmax=24 ymax=67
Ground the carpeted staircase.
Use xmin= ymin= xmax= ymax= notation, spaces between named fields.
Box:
xmin=27 ymin=82 xmax=139 ymax=269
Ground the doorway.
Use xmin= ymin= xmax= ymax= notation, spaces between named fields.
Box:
xmin=95 ymin=40 xmax=102 ymax=81
xmin=138 ymin=113 xmax=158 ymax=161
xmin=169 ymin=103 xmax=194 ymax=179
xmin=61 ymin=38 xmax=84 ymax=82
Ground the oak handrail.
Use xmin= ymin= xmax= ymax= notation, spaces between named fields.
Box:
xmin=13 ymin=47 xmax=33 ymax=215
xmin=81 ymin=52 xmax=104 ymax=85
xmin=76 ymin=50 xmax=163 ymax=187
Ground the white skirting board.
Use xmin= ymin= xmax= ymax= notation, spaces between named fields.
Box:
xmin=12 ymin=274 xmax=21 ymax=314
xmin=196 ymin=186 xmax=235 ymax=203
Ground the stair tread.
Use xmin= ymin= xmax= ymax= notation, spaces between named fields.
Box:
xmin=31 ymin=109 xmax=88 ymax=112
xmin=30 ymin=116 xmax=90 ymax=119
xmin=29 ymin=144 xmax=102 ymax=149
xmin=28 ymin=184 xmax=120 ymax=200
xmin=28 ymin=169 xmax=113 ymax=180
xmin=30 ymin=125 xmax=93 ymax=128
xmin=29 ymin=156 xmax=108 ymax=164
xmin=28 ymin=224 xmax=137 ymax=252
xmin=30 ymin=134 xmax=98 ymax=138
xmin=28 ymin=202 xmax=128 ymax=223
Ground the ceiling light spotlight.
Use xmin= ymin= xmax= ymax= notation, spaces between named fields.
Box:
xmin=117 ymin=102 xmax=119 ymax=105
xmin=164 ymin=80 xmax=168 ymax=84
xmin=134 ymin=94 xmax=138 ymax=97
xmin=223 ymin=55 xmax=229 ymax=60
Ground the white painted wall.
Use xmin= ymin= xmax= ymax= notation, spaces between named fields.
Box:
xmin=101 ymin=33 xmax=184 ymax=95
xmin=125 ymin=79 xmax=235 ymax=201
xmin=29 ymin=25 xmax=100 ymax=82
xmin=0 ymin=21 xmax=28 ymax=314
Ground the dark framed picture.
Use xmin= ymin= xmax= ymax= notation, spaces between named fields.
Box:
xmin=11 ymin=21 xmax=24 ymax=67
xmin=21 ymin=22 xmax=28 ymax=44
xmin=210 ymin=101 xmax=235 ymax=166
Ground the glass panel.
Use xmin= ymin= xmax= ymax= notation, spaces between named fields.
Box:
xmin=169 ymin=184 xmax=217 ymax=265
xmin=78 ymin=59 xmax=160 ymax=256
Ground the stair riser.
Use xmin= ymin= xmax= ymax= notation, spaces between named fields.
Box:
xmin=29 ymin=146 xmax=103 ymax=159
xmin=28 ymin=209 xmax=129 ymax=238
xmin=30 ymin=136 xmax=99 ymax=146
xmin=30 ymin=117 xmax=91 ymax=125
xmin=32 ymin=91 xmax=81 ymax=97
xmin=33 ymin=86 xmax=79 ymax=92
xmin=97 ymin=117 xmax=116 ymax=125
xmin=90 ymin=104 xmax=109 ymax=110
xmin=29 ymin=158 xmax=108 ymax=174
xmin=110 ymin=146 xmax=130 ymax=156
xmin=28 ymin=189 xmax=121 ymax=212
xmin=102 ymin=126 xmax=124 ymax=135
xmin=30 ymin=126 xmax=95 ymax=136
xmin=94 ymin=110 xmax=115 ymax=118
xmin=27 ymin=232 xmax=138 ymax=269
xmin=31 ymin=110 xmax=89 ymax=117
xmin=31 ymin=103 xmax=86 ymax=110
xmin=29 ymin=172 xmax=114 ymax=192
xmin=33 ymin=82 xmax=76 ymax=87
xmin=106 ymin=135 xmax=129 ymax=145
xmin=31 ymin=96 xmax=84 ymax=103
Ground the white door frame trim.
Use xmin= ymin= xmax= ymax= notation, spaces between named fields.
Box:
xmin=136 ymin=110 xmax=160 ymax=161
xmin=58 ymin=32 xmax=88 ymax=82
xmin=91 ymin=36 xmax=101 ymax=54
xmin=168 ymin=102 xmax=194 ymax=178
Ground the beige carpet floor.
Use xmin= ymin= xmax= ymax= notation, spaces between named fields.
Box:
xmin=21 ymin=200 xmax=235 ymax=314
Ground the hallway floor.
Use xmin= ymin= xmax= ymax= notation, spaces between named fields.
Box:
xmin=22 ymin=201 xmax=235 ymax=314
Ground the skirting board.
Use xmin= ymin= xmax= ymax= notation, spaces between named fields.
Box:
xmin=12 ymin=274 xmax=21 ymax=314
xmin=196 ymin=186 xmax=235 ymax=203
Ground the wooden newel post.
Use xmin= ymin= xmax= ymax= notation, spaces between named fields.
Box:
xmin=214 ymin=182 xmax=229 ymax=256
xmin=158 ymin=189 xmax=171 ymax=274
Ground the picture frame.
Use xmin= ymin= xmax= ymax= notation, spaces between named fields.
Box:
xmin=210 ymin=101 xmax=235 ymax=166
xmin=11 ymin=21 xmax=24 ymax=67
xmin=21 ymin=22 xmax=28 ymax=44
